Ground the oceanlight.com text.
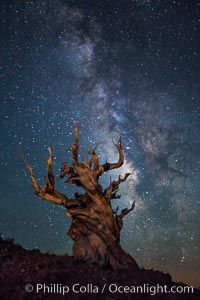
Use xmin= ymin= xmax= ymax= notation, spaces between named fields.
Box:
xmin=25 ymin=282 xmax=194 ymax=296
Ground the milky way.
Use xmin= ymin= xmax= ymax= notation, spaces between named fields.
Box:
xmin=0 ymin=0 xmax=200 ymax=287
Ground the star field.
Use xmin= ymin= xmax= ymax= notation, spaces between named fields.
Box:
xmin=0 ymin=0 xmax=200 ymax=287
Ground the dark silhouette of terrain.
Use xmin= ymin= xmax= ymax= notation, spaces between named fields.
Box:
xmin=0 ymin=236 xmax=199 ymax=300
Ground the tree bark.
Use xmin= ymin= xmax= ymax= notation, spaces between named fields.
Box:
xmin=21 ymin=122 xmax=138 ymax=270
xmin=68 ymin=218 xmax=138 ymax=269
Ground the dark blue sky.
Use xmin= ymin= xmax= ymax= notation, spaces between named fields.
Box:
xmin=0 ymin=0 xmax=200 ymax=287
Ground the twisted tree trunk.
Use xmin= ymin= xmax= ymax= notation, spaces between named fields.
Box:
xmin=21 ymin=122 xmax=138 ymax=270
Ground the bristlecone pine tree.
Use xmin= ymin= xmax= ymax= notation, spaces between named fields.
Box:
xmin=21 ymin=122 xmax=138 ymax=270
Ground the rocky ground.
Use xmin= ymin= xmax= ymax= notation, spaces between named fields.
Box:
xmin=0 ymin=236 xmax=199 ymax=300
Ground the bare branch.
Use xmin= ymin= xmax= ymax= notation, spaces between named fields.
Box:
xmin=112 ymin=206 xmax=119 ymax=215
xmin=46 ymin=146 xmax=54 ymax=192
xmin=116 ymin=201 xmax=135 ymax=230
xmin=118 ymin=201 xmax=135 ymax=219
xmin=60 ymin=162 xmax=74 ymax=179
xmin=18 ymin=149 xmax=40 ymax=194
xmin=71 ymin=121 xmax=79 ymax=165
xmin=91 ymin=137 xmax=124 ymax=178
xmin=20 ymin=148 xmax=69 ymax=207
xmin=87 ymin=144 xmax=100 ymax=172
xmin=111 ymin=191 xmax=121 ymax=200
xmin=103 ymin=136 xmax=124 ymax=172
xmin=104 ymin=173 xmax=131 ymax=201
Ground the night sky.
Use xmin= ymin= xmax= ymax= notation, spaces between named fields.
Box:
xmin=0 ymin=0 xmax=200 ymax=287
